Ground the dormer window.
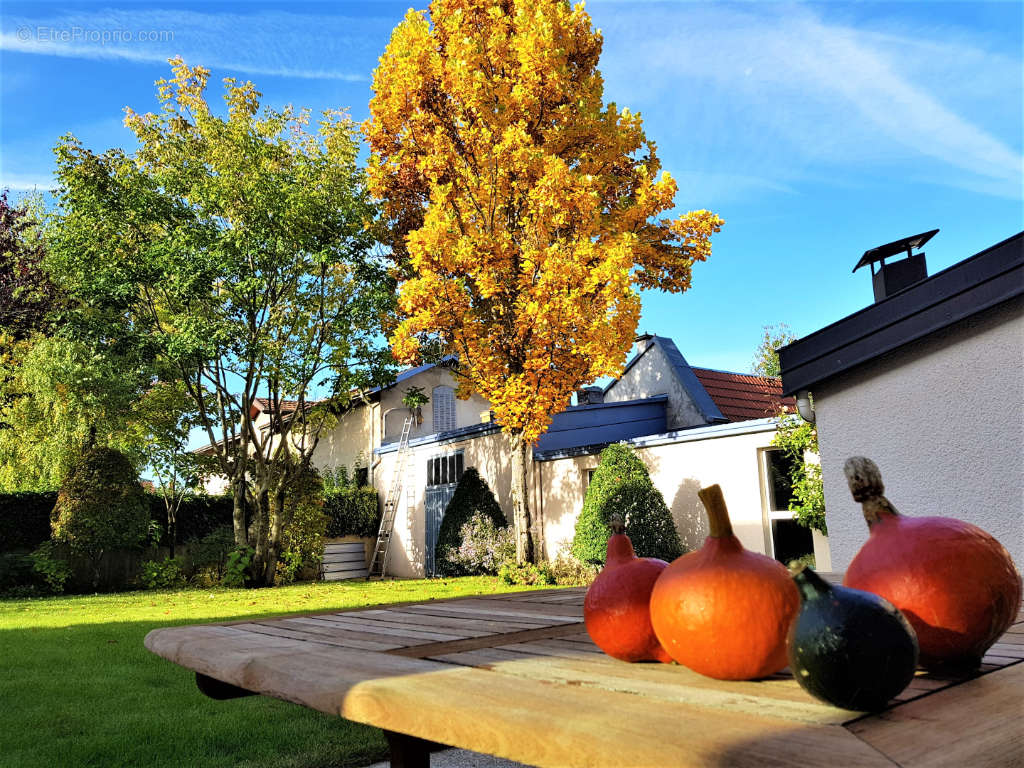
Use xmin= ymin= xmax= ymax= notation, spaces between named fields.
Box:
xmin=432 ymin=385 xmax=456 ymax=432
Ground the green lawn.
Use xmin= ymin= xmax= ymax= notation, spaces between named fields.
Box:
xmin=1 ymin=578 xmax=550 ymax=768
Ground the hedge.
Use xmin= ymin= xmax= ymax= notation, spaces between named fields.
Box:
xmin=146 ymin=494 xmax=235 ymax=548
xmin=0 ymin=492 xmax=57 ymax=553
xmin=0 ymin=491 xmax=234 ymax=553
xmin=323 ymin=486 xmax=380 ymax=538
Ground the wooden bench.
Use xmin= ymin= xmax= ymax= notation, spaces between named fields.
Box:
xmin=145 ymin=585 xmax=1024 ymax=767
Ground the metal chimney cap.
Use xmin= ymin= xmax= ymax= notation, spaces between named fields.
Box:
xmin=853 ymin=229 xmax=939 ymax=273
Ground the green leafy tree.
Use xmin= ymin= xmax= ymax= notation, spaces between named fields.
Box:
xmin=51 ymin=446 xmax=150 ymax=588
xmin=752 ymin=323 xmax=797 ymax=378
xmin=49 ymin=59 xmax=396 ymax=585
xmin=0 ymin=335 xmax=146 ymax=490
xmin=571 ymin=443 xmax=683 ymax=565
xmin=771 ymin=408 xmax=826 ymax=535
xmin=128 ymin=380 xmax=210 ymax=556
xmin=436 ymin=468 xmax=508 ymax=576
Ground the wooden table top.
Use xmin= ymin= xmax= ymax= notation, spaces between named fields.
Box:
xmin=145 ymin=586 xmax=1024 ymax=768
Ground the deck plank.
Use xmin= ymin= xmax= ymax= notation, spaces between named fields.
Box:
xmin=848 ymin=663 xmax=1024 ymax=767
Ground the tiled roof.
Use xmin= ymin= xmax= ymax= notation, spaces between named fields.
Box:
xmin=691 ymin=368 xmax=795 ymax=422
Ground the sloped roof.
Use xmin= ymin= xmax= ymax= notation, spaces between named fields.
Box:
xmin=691 ymin=368 xmax=795 ymax=422
xmin=781 ymin=230 xmax=1023 ymax=395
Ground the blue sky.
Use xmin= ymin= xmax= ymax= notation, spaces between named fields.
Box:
xmin=2 ymin=1 xmax=1022 ymax=375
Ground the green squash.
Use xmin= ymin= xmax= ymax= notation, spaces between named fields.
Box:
xmin=787 ymin=566 xmax=918 ymax=711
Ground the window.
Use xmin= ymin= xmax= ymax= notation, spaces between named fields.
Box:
xmin=426 ymin=451 xmax=464 ymax=487
xmin=762 ymin=449 xmax=814 ymax=564
xmin=432 ymin=385 xmax=456 ymax=432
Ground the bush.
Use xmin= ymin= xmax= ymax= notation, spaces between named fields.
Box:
xmin=51 ymin=447 xmax=150 ymax=587
xmin=276 ymin=462 xmax=328 ymax=584
xmin=436 ymin=468 xmax=508 ymax=576
xmin=548 ymin=542 xmax=598 ymax=586
xmin=139 ymin=557 xmax=186 ymax=589
xmin=186 ymin=525 xmax=235 ymax=585
xmin=0 ymin=491 xmax=57 ymax=553
xmin=499 ymin=560 xmax=555 ymax=586
xmin=323 ymin=486 xmax=379 ymax=538
xmin=146 ymin=493 xmax=234 ymax=548
xmin=223 ymin=545 xmax=254 ymax=588
xmin=0 ymin=553 xmax=38 ymax=597
xmin=30 ymin=541 xmax=71 ymax=594
xmin=442 ymin=511 xmax=515 ymax=576
xmin=571 ymin=443 xmax=683 ymax=566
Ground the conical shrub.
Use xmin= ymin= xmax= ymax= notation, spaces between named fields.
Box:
xmin=436 ymin=468 xmax=508 ymax=576
xmin=51 ymin=446 xmax=149 ymax=587
xmin=571 ymin=443 xmax=683 ymax=565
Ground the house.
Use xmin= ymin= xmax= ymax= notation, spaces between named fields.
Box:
xmin=196 ymin=333 xmax=831 ymax=576
xmin=364 ymin=334 xmax=828 ymax=576
xmin=779 ymin=230 xmax=1024 ymax=573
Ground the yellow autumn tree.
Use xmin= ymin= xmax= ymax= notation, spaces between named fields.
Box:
xmin=366 ymin=0 xmax=722 ymax=563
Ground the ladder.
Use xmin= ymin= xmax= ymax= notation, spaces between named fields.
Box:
xmin=368 ymin=415 xmax=414 ymax=578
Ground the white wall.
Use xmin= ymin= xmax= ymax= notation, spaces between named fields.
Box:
xmin=815 ymin=299 xmax=1023 ymax=573
xmin=380 ymin=367 xmax=492 ymax=443
xmin=539 ymin=423 xmax=832 ymax=569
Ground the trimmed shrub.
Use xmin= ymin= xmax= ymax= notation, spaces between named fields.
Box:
xmin=436 ymin=468 xmax=507 ymax=577
xmin=442 ymin=511 xmax=515 ymax=576
xmin=571 ymin=443 xmax=684 ymax=565
xmin=323 ymin=486 xmax=380 ymax=538
xmin=51 ymin=446 xmax=150 ymax=587
xmin=0 ymin=492 xmax=57 ymax=553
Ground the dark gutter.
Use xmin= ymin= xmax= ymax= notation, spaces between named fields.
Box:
xmin=780 ymin=231 xmax=1024 ymax=396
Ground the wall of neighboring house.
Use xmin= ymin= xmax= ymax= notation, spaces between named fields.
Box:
xmin=538 ymin=421 xmax=831 ymax=570
xmin=312 ymin=405 xmax=375 ymax=478
xmin=604 ymin=340 xmax=710 ymax=429
xmin=814 ymin=299 xmax=1023 ymax=573
xmin=380 ymin=367 xmax=492 ymax=444
xmin=375 ymin=427 xmax=518 ymax=578
xmin=377 ymin=416 xmax=832 ymax=577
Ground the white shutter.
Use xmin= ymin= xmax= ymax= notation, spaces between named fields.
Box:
xmin=432 ymin=386 xmax=456 ymax=432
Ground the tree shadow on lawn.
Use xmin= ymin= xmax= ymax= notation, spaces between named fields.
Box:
xmin=0 ymin=617 xmax=388 ymax=768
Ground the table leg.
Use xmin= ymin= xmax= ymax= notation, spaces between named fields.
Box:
xmin=195 ymin=673 xmax=255 ymax=700
xmin=384 ymin=731 xmax=440 ymax=768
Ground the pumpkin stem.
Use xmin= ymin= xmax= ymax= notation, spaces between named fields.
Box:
xmin=791 ymin=565 xmax=831 ymax=602
xmin=608 ymin=513 xmax=625 ymax=536
xmin=698 ymin=484 xmax=734 ymax=538
xmin=844 ymin=456 xmax=901 ymax=526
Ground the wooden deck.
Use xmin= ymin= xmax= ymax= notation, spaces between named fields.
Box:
xmin=145 ymin=585 xmax=1024 ymax=767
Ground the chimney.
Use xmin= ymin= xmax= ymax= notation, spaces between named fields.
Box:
xmin=576 ymin=386 xmax=604 ymax=406
xmin=853 ymin=229 xmax=938 ymax=302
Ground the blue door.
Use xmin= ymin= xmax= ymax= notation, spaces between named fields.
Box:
xmin=424 ymin=484 xmax=457 ymax=577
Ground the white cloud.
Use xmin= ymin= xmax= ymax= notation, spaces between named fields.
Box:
xmin=0 ymin=173 xmax=55 ymax=192
xmin=592 ymin=3 xmax=1023 ymax=200
xmin=1 ymin=9 xmax=378 ymax=81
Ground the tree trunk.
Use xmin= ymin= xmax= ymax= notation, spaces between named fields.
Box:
xmin=230 ymin=479 xmax=247 ymax=547
xmin=509 ymin=431 xmax=535 ymax=564
xmin=263 ymin=484 xmax=287 ymax=585
xmin=251 ymin=486 xmax=270 ymax=583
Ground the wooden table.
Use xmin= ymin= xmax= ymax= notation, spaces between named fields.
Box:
xmin=145 ymin=587 xmax=1024 ymax=768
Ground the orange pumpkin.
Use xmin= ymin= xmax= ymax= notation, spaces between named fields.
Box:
xmin=649 ymin=485 xmax=799 ymax=680
xmin=843 ymin=456 xmax=1022 ymax=669
xmin=584 ymin=516 xmax=671 ymax=663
